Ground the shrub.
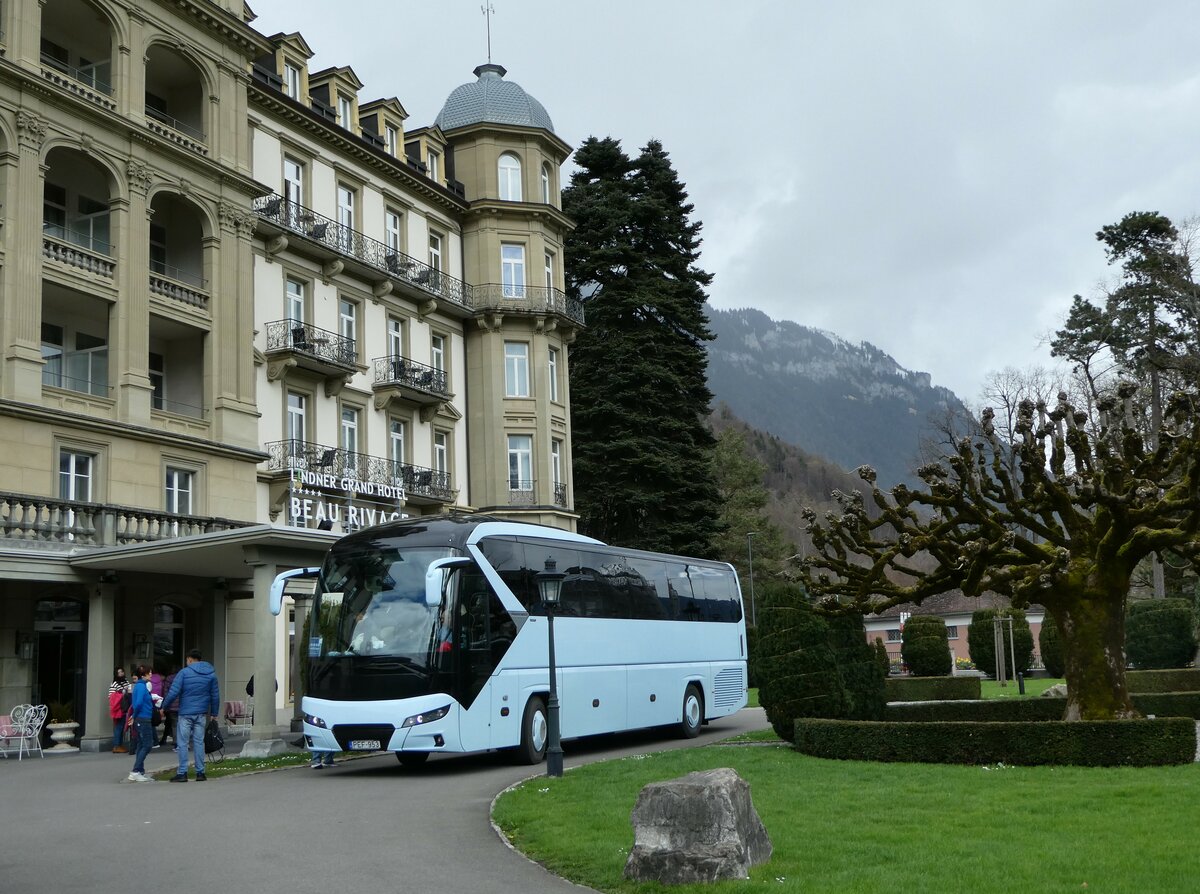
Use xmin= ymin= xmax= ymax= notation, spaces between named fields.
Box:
xmin=901 ymin=615 xmax=951 ymax=677
xmin=885 ymin=676 xmax=981 ymax=702
xmin=967 ymin=608 xmax=1034 ymax=677
xmin=746 ymin=624 xmax=761 ymax=689
xmin=873 ymin=638 xmax=890 ymax=678
xmin=1126 ymin=668 xmax=1200 ymax=693
xmin=793 ymin=717 xmax=1195 ymax=766
xmin=1126 ymin=598 xmax=1197 ymax=669
xmin=885 ymin=691 xmax=1200 ymax=722
xmin=1039 ymin=614 xmax=1065 ymax=678
xmin=756 ymin=586 xmax=885 ymax=742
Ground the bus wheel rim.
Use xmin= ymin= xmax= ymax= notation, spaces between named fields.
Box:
xmin=533 ymin=709 xmax=547 ymax=752
xmin=685 ymin=694 xmax=700 ymax=727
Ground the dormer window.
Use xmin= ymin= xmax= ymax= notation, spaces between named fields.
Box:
xmin=337 ymin=95 xmax=353 ymax=129
xmin=385 ymin=124 xmax=399 ymax=157
xmin=498 ymin=153 xmax=522 ymax=201
xmin=427 ymin=149 xmax=440 ymax=182
xmin=284 ymin=62 xmax=301 ymax=100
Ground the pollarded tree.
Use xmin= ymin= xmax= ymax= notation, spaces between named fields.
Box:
xmin=564 ymin=137 xmax=720 ymax=556
xmin=802 ymin=384 xmax=1200 ymax=720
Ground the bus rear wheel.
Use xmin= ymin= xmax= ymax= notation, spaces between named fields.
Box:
xmin=517 ymin=696 xmax=548 ymax=765
xmin=396 ymin=751 xmax=429 ymax=768
xmin=680 ymin=684 xmax=703 ymax=739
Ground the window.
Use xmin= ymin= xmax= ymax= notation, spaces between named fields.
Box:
xmin=385 ymin=125 xmax=399 ymax=157
xmin=43 ymin=183 xmax=67 ymax=238
xmin=149 ymin=352 xmax=165 ymax=410
xmin=430 ymin=334 xmax=445 ymax=373
xmin=504 ymin=341 xmax=529 ymax=397
xmin=946 ymin=625 xmax=959 ymax=640
xmin=286 ymin=278 xmax=305 ymax=323
xmin=287 ymin=392 xmax=307 ymax=446
xmin=41 ymin=323 xmax=63 ymax=388
xmin=544 ymin=251 xmax=554 ymax=289
xmin=427 ymin=149 xmax=440 ymax=182
xmin=284 ymin=63 xmax=301 ymax=100
xmin=149 ymin=224 xmax=167 ymax=275
xmin=338 ymin=298 xmax=357 ymax=346
xmin=551 ymin=439 xmax=562 ymax=486
xmin=384 ymin=209 xmax=402 ymax=255
xmin=433 ymin=430 xmax=448 ymax=474
xmin=389 ymin=419 xmax=406 ymax=466
xmin=337 ymin=95 xmax=352 ymax=129
xmin=507 ymin=435 xmax=532 ymax=490
xmin=340 ymin=406 xmax=359 ymax=454
xmin=428 ymin=231 xmax=443 ymax=271
xmin=548 ymin=347 xmax=559 ymax=402
xmin=501 ymin=244 xmax=525 ymax=298
xmin=283 ymin=157 xmax=304 ymax=207
xmin=541 ymin=163 xmax=551 ymax=204
xmin=886 ymin=628 xmax=902 ymax=643
xmin=336 ymin=184 xmax=355 ymax=240
xmin=498 ymin=153 xmax=522 ymax=201
xmin=59 ymin=449 xmax=93 ymax=502
xmin=71 ymin=331 xmax=108 ymax=396
xmin=165 ymin=467 xmax=193 ymax=515
xmin=387 ymin=317 xmax=404 ymax=359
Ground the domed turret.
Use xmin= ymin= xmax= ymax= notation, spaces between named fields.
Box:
xmin=434 ymin=64 xmax=555 ymax=133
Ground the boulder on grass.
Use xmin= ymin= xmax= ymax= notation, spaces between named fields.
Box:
xmin=1042 ymin=683 xmax=1068 ymax=698
xmin=624 ymin=767 xmax=772 ymax=884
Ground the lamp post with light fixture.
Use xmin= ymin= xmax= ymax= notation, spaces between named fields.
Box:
xmin=746 ymin=531 xmax=758 ymax=627
xmin=537 ymin=557 xmax=566 ymax=777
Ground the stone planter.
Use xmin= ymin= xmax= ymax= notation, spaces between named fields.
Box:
xmin=46 ymin=721 xmax=80 ymax=753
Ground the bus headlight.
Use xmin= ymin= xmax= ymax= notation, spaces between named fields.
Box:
xmin=401 ymin=705 xmax=450 ymax=728
xmin=303 ymin=713 xmax=328 ymax=729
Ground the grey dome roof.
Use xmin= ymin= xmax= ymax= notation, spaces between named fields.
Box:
xmin=435 ymin=64 xmax=555 ymax=134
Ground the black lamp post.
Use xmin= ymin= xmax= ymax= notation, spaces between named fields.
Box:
xmin=746 ymin=531 xmax=758 ymax=627
xmin=537 ymin=556 xmax=565 ymax=777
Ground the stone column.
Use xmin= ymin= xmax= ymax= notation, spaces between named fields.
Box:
xmin=211 ymin=203 xmax=259 ymax=448
xmin=290 ymin=591 xmax=311 ymax=732
xmin=114 ymin=160 xmax=154 ymax=423
xmin=2 ymin=111 xmax=48 ymax=400
xmin=242 ymin=561 xmax=288 ymax=756
xmin=82 ymin=580 xmax=118 ymax=752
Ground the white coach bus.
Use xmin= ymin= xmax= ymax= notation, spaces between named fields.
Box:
xmin=270 ymin=514 xmax=748 ymax=766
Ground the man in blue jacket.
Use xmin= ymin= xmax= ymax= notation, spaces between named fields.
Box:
xmin=163 ymin=648 xmax=220 ymax=782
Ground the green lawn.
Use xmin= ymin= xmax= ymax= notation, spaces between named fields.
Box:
xmin=494 ymin=739 xmax=1200 ymax=893
xmin=979 ymin=676 xmax=1063 ymax=699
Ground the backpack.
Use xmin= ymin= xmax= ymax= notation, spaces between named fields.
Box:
xmin=203 ymin=717 xmax=224 ymax=755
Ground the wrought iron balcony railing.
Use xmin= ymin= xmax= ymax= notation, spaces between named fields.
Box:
xmin=265 ymin=440 xmax=454 ymax=503
xmin=252 ymin=195 xmax=473 ymax=310
xmin=553 ymin=482 xmax=568 ymax=508
xmin=145 ymin=105 xmax=205 ymax=142
xmin=471 ymin=283 xmax=585 ymax=326
xmin=264 ymin=319 xmax=357 ymax=369
xmin=0 ymin=492 xmax=248 ymax=547
xmin=372 ymin=355 xmax=450 ymax=398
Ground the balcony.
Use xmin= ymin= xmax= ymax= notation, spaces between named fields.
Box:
xmin=264 ymin=320 xmax=357 ymax=392
xmin=264 ymin=440 xmax=454 ymax=506
xmin=553 ymin=482 xmax=568 ymax=508
xmin=471 ymin=283 xmax=585 ymax=327
xmin=252 ymin=194 xmax=473 ymax=314
xmin=371 ymin=356 xmax=450 ymax=413
xmin=0 ymin=492 xmax=249 ymax=547
xmin=149 ymin=264 xmax=208 ymax=311
xmin=43 ymin=230 xmax=115 ymax=279
xmin=39 ymin=52 xmax=116 ymax=112
xmin=145 ymin=106 xmax=208 ymax=156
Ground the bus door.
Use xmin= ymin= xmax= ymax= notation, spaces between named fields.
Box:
xmin=452 ymin=571 xmax=513 ymax=752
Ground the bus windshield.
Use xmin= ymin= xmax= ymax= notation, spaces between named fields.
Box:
xmin=312 ymin=546 xmax=457 ymax=666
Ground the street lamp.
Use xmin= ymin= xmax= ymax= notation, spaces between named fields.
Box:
xmin=746 ymin=531 xmax=758 ymax=628
xmin=537 ymin=556 xmax=566 ymax=777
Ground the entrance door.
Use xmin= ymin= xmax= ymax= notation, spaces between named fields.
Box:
xmin=34 ymin=599 xmax=88 ymax=730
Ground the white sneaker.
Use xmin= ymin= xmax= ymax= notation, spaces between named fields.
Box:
xmin=127 ymin=772 xmax=148 ymax=783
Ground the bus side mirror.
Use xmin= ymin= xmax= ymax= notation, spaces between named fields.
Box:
xmin=425 ymin=557 xmax=473 ymax=606
xmin=269 ymin=567 xmax=321 ymax=616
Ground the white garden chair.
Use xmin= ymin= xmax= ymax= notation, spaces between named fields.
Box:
xmin=1 ymin=704 xmax=47 ymax=760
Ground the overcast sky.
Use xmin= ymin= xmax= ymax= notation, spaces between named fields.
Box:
xmin=249 ymin=1 xmax=1200 ymax=401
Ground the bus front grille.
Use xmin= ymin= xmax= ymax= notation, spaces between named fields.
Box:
xmin=331 ymin=724 xmax=396 ymax=751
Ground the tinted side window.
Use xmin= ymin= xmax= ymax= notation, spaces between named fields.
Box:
xmin=478 ymin=537 xmax=539 ymax=611
xmin=687 ymin=565 xmax=742 ymax=623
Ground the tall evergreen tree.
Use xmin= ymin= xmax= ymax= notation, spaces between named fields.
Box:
xmin=564 ymin=137 xmax=720 ymax=556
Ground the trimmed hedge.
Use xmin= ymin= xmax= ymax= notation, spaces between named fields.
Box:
xmin=885 ymin=675 xmax=981 ymax=702
xmin=793 ymin=717 xmax=1196 ymax=766
xmin=1127 ymin=668 xmax=1200 ymax=693
xmin=884 ymin=691 xmax=1200 ymax=722
xmin=1039 ymin=614 xmax=1065 ymax=678
xmin=901 ymin=615 xmax=951 ymax=676
xmin=1126 ymin=598 xmax=1197 ymax=669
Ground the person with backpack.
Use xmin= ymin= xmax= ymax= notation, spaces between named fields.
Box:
xmin=127 ymin=666 xmax=155 ymax=783
xmin=108 ymin=667 xmax=131 ymax=753
xmin=163 ymin=649 xmax=220 ymax=782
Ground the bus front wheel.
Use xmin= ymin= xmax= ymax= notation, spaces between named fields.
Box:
xmin=680 ymin=684 xmax=703 ymax=739
xmin=396 ymin=751 xmax=429 ymax=768
xmin=517 ymin=696 xmax=548 ymax=765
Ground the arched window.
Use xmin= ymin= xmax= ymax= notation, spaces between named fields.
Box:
xmin=498 ymin=153 xmax=522 ymax=201
xmin=541 ymin=163 xmax=552 ymax=204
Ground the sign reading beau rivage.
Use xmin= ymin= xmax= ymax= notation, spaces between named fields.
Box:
xmin=289 ymin=468 xmax=406 ymax=530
